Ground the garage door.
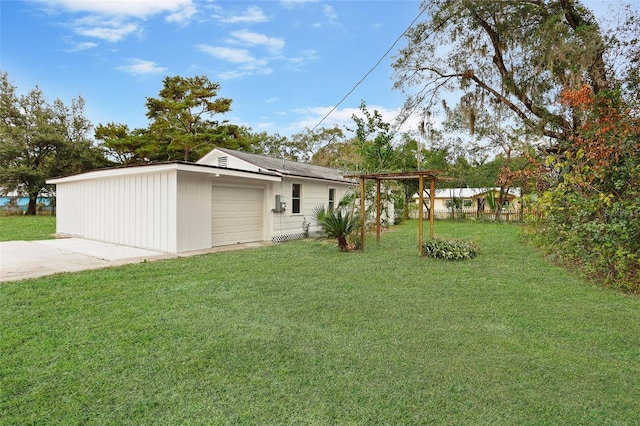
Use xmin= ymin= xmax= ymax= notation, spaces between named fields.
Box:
xmin=211 ymin=186 xmax=264 ymax=247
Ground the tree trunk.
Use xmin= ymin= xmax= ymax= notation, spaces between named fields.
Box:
xmin=25 ymin=194 xmax=38 ymax=215
xmin=337 ymin=236 xmax=348 ymax=251
xmin=494 ymin=187 xmax=510 ymax=221
xmin=422 ymin=200 xmax=430 ymax=219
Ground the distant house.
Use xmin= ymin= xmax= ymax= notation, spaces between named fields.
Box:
xmin=413 ymin=187 xmax=522 ymax=218
xmin=47 ymin=148 xmax=354 ymax=253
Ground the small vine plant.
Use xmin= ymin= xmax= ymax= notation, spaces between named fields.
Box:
xmin=422 ymin=238 xmax=478 ymax=260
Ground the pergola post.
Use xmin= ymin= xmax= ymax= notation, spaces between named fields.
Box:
xmin=418 ymin=174 xmax=424 ymax=255
xmin=360 ymin=177 xmax=366 ymax=250
xmin=376 ymin=179 xmax=381 ymax=244
xmin=430 ymin=177 xmax=436 ymax=240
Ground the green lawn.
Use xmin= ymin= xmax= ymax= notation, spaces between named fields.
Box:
xmin=2 ymin=220 xmax=639 ymax=424
xmin=0 ymin=215 xmax=56 ymax=241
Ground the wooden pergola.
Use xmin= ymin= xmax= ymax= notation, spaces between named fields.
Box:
xmin=343 ymin=171 xmax=451 ymax=254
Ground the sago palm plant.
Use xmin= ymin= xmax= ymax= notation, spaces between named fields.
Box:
xmin=312 ymin=205 xmax=359 ymax=251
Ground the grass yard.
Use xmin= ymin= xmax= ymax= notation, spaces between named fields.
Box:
xmin=0 ymin=215 xmax=56 ymax=241
xmin=1 ymin=220 xmax=639 ymax=424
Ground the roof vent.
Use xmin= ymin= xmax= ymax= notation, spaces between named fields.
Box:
xmin=218 ymin=156 xmax=228 ymax=168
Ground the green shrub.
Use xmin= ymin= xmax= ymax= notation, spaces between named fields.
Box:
xmin=422 ymin=238 xmax=478 ymax=260
xmin=312 ymin=205 xmax=359 ymax=251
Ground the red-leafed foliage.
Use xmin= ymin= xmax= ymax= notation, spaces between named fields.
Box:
xmin=524 ymin=84 xmax=640 ymax=293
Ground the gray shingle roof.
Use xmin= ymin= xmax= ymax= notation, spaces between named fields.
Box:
xmin=216 ymin=148 xmax=351 ymax=183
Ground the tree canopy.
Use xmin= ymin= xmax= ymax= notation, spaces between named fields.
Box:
xmin=0 ymin=71 xmax=108 ymax=214
xmin=145 ymin=75 xmax=235 ymax=162
xmin=393 ymin=0 xmax=637 ymax=146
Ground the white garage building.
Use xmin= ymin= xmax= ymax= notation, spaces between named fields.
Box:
xmin=47 ymin=148 xmax=354 ymax=253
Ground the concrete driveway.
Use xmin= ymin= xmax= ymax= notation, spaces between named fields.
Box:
xmin=0 ymin=238 xmax=173 ymax=282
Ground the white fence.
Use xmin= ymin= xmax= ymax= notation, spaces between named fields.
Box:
xmin=432 ymin=208 xmax=523 ymax=221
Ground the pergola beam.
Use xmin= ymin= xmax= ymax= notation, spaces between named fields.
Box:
xmin=429 ymin=176 xmax=436 ymax=240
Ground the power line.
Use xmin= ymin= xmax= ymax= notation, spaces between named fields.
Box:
xmin=306 ymin=4 xmax=428 ymax=135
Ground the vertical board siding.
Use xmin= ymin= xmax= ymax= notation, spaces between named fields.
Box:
xmin=145 ymin=174 xmax=153 ymax=249
xmin=167 ymin=173 xmax=178 ymax=252
xmin=162 ymin=172 xmax=169 ymax=249
xmin=176 ymin=172 xmax=212 ymax=252
xmin=54 ymin=170 xmax=179 ymax=252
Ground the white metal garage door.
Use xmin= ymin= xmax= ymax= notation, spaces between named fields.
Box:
xmin=211 ymin=186 xmax=264 ymax=247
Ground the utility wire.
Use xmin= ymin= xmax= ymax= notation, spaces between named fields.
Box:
xmin=307 ymin=4 xmax=428 ymax=135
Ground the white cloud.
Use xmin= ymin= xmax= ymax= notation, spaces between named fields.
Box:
xmin=197 ymin=44 xmax=273 ymax=79
xmin=290 ymin=105 xmax=421 ymax=136
xmin=73 ymin=17 xmax=139 ymax=42
xmin=256 ymin=122 xmax=275 ymax=130
xmin=250 ymin=65 xmax=273 ymax=75
xmin=197 ymin=9 xmax=318 ymax=80
xmin=292 ymin=105 xmax=360 ymax=131
xmin=117 ymin=59 xmax=168 ymax=75
xmin=323 ymin=5 xmax=338 ymax=23
xmin=33 ymin=0 xmax=196 ymax=20
xmin=198 ymin=28 xmax=289 ymax=79
xmin=310 ymin=5 xmax=338 ymax=28
xmin=219 ymin=6 xmax=268 ymax=24
xmin=31 ymin=0 xmax=196 ymax=42
xmin=230 ymin=30 xmax=285 ymax=52
xmin=285 ymin=49 xmax=319 ymax=69
xmin=218 ymin=66 xmax=272 ymax=80
xmin=65 ymin=41 xmax=98 ymax=52
xmin=280 ymin=0 xmax=319 ymax=9
xmin=166 ymin=3 xmax=197 ymax=24
xmin=197 ymin=45 xmax=255 ymax=64
xmin=217 ymin=70 xmax=247 ymax=80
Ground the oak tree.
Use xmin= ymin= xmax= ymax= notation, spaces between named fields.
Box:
xmin=0 ymin=72 xmax=107 ymax=214
xmin=393 ymin=0 xmax=634 ymax=147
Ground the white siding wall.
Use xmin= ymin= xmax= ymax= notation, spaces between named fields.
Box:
xmin=55 ymin=170 xmax=179 ymax=252
xmin=176 ymin=171 xmax=212 ymax=252
xmin=270 ymin=177 xmax=352 ymax=239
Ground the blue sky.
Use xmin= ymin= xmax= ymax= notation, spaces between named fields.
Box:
xmin=1 ymin=0 xmax=425 ymax=138
xmin=1 ymin=0 xmax=633 ymax=141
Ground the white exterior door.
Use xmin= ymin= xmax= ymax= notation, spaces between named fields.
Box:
xmin=211 ymin=186 xmax=264 ymax=247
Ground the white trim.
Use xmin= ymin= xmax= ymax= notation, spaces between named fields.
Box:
xmin=47 ymin=163 xmax=281 ymax=184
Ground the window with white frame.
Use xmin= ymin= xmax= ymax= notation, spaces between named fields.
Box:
xmin=292 ymin=183 xmax=301 ymax=214
xmin=328 ymin=188 xmax=336 ymax=210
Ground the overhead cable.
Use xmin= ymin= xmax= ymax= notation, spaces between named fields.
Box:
xmin=306 ymin=4 xmax=428 ymax=135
